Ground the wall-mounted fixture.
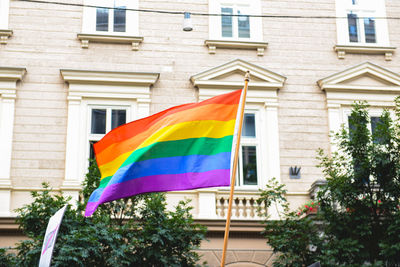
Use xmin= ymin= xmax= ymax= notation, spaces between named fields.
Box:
xmin=289 ymin=166 xmax=301 ymax=179
xmin=183 ymin=12 xmax=193 ymax=31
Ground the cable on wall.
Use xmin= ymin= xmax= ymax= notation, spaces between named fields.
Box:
xmin=13 ymin=0 xmax=400 ymax=20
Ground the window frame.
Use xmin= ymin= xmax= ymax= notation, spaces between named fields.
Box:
xmin=87 ymin=104 xmax=131 ymax=161
xmin=343 ymin=107 xmax=394 ymax=135
xmin=318 ymin=62 xmax=400 ymax=153
xmin=80 ymin=99 xmax=136 ymax=183
xmin=335 ymin=0 xmax=390 ymax=46
xmin=60 ymin=69 xmax=159 ymax=202
xmin=190 ymin=59 xmax=285 ymax=219
xmin=208 ymin=0 xmax=263 ymax=42
xmin=0 ymin=0 xmax=10 ymax=29
xmin=82 ymin=0 xmax=139 ymax=36
xmin=191 ymin=59 xmax=285 ymax=192
xmin=0 ymin=67 xmax=26 ymax=216
xmin=237 ymin=110 xmax=260 ymax=189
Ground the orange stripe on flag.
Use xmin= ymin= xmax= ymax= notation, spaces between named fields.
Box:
xmin=93 ymin=89 xmax=242 ymax=155
xmin=95 ymin=103 xmax=238 ymax=166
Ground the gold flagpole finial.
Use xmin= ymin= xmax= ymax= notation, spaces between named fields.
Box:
xmin=244 ymin=70 xmax=250 ymax=82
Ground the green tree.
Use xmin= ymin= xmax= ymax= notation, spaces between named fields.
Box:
xmin=260 ymin=101 xmax=400 ymax=266
xmin=2 ymin=160 xmax=206 ymax=266
xmin=257 ymin=178 xmax=322 ymax=267
xmin=317 ymin=101 xmax=400 ymax=266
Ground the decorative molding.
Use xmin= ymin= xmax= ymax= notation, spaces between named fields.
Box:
xmin=61 ymin=69 xmax=159 ymax=87
xmin=0 ymin=67 xmax=26 ymax=79
xmin=0 ymin=67 xmax=26 ymax=98
xmin=60 ymin=69 xmax=159 ymax=100
xmin=318 ymin=61 xmax=400 ymax=95
xmin=0 ymin=67 xmax=26 ymax=217
xmin=319 ymin=62 xmax=400 ymax=151
xmin=334 ymin=45 xmax=396 ymax=61
xmin=77 ymin=33 xmax=144 ymax=50
xmin=0 ymin=29 xmax=12 ymax=45
xmin=0 ymin=66 xmax=26 ymax=101
xmin=191 ymin=58 xmax=286 ymax=98
xmin=205 ymin=40 xmax=268 ymax=56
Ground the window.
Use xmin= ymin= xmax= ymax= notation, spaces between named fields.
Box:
xmin=82 ymin=0 xmax=138 ymax=36
xmin=191 ymin=59 xmax=285 ymax=219
xmin=88 ymin=107 xmax=127 ymax=160
xmin=0 ymin=0 xmax=12 ymax=45
xmin=335 ymin=0 xmax=389 ymax=46
xmin=0 ymin=67 xmax=26 ymax=216
xmin=347 ymin=113 xmax=388 ymax=144
xmin=221 ymin=5 xmax=250 ymax=39
xmin=347 ymin=12 xmax=376 ymax=44
xmin=95 ymin=2 xmax=126 ymax=33
xmin=237 ymin=113 xmax=259 ymax=187
xmin=191 ymin=59 xmax=286 ymax=190
xmin=0 ymin=0 xmax=9 ymax=29
xmin=208 ymin=0 xmax=262 ymax=42
xmin=318 ymin=62 xmax=400 ymax=151
xmin=60 ymin=69 xmax=159 ymax=201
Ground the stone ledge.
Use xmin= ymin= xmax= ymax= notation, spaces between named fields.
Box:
xmin=197 ymin=249 xmax=274 ymax=267
xmin=0 ymin=217 xmax=19 ymax=232
xmin=0 ymin=29 xmax=12 ymax=45
xmin=77 ymin=33 xmax=144 ymax=50
xmin=334 ymin=44 xmax=396 ymax=61
xmin=205 ymin=40 xmax=268 ymax=56
xmin=195 ymin=219 xmax=264 ymax=233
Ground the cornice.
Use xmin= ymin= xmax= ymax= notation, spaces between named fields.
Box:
xmin=318 ymin=62 xmax=400 ymax=93
xmin=191 ymin=58 xmax=286 ymax=90
xmin=77 ymin=33 xmax=144 ymax=50
xmin=60 ymin=69 xmax=159 ymax=87
xmin=0 ymin=67 xmax=27 ymax=81
xmin=205 ymin=39 xmax=268 ymax=56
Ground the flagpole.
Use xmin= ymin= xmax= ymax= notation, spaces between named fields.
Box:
xmin=220 ymin=71 xmax=250 ymax=267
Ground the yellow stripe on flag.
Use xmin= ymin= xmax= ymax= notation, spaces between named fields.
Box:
xmin=99 ymin=119 xmax=235 ymax=179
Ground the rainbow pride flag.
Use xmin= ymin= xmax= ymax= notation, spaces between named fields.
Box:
xmin=85 ymin=89 xmax=243 ymax=216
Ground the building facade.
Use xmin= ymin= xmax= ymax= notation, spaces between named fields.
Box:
xmin=1 ymin=0 xmax=400 ymax=266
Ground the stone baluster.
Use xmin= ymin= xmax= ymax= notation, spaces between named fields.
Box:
xmin=216 ymin=197 xmax=222 ymax=218
xmin=245 ymin=198 xmax=252 ymax=219
xmin=223 ymin=197 xmax=228 ymax=219
xmin=238 ymin=197 xmax=245 ymax=219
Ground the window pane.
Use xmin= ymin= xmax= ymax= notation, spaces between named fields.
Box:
xmin=96 ymin=8 xmax=109 ymax=31
xmin=371 ymin=117 xmax=383 ymax=144
xmin=364 ymin=18 xmax=376 ymax=43
xmin=114 ymin=6 xmax=126 ymax=32
xmin=111 ymin=109 xmax=126 ymax=130
xmin=238 ymin=10 xmax=250 ymax=38
xmin=348 ymin=115 xmax=357 ymax=141
xmin=242 ymin=146 xmax=257 ymax=185
xmin=89 ymin=141 xmax=96 ymax=160
xmin=221 ymin=7 xmax=233 ymax=37
xmin=370 ymin=116 xmax=380 ymax=135
xmin=242 ymin=114 xmax=255 ymax=137
xmin=91 ymin=109 xmax=106 ymax=134
xmin=347 ymin=13 xmax=359 ymax=42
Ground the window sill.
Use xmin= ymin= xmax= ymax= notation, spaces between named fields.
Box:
xmin=205 ymin=39 xmax=268 ymax=56
xmin=0 ymin=29 xmax=12 ymax=45
xmin=77 ymin=33 xmax=144 ymax=50
xmin=334 ymin=44 xmax=396 ymax=61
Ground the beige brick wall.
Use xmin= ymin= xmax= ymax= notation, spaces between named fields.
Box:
xmin=1 ymin=0 xmax=399 ymax=212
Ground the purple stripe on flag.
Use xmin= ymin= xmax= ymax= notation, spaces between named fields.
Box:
xmin=85 ymin=169 xmax=230 ymax=216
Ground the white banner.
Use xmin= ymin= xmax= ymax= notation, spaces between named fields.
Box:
xmin=38 ymin=205 xmax=67 ymax=267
